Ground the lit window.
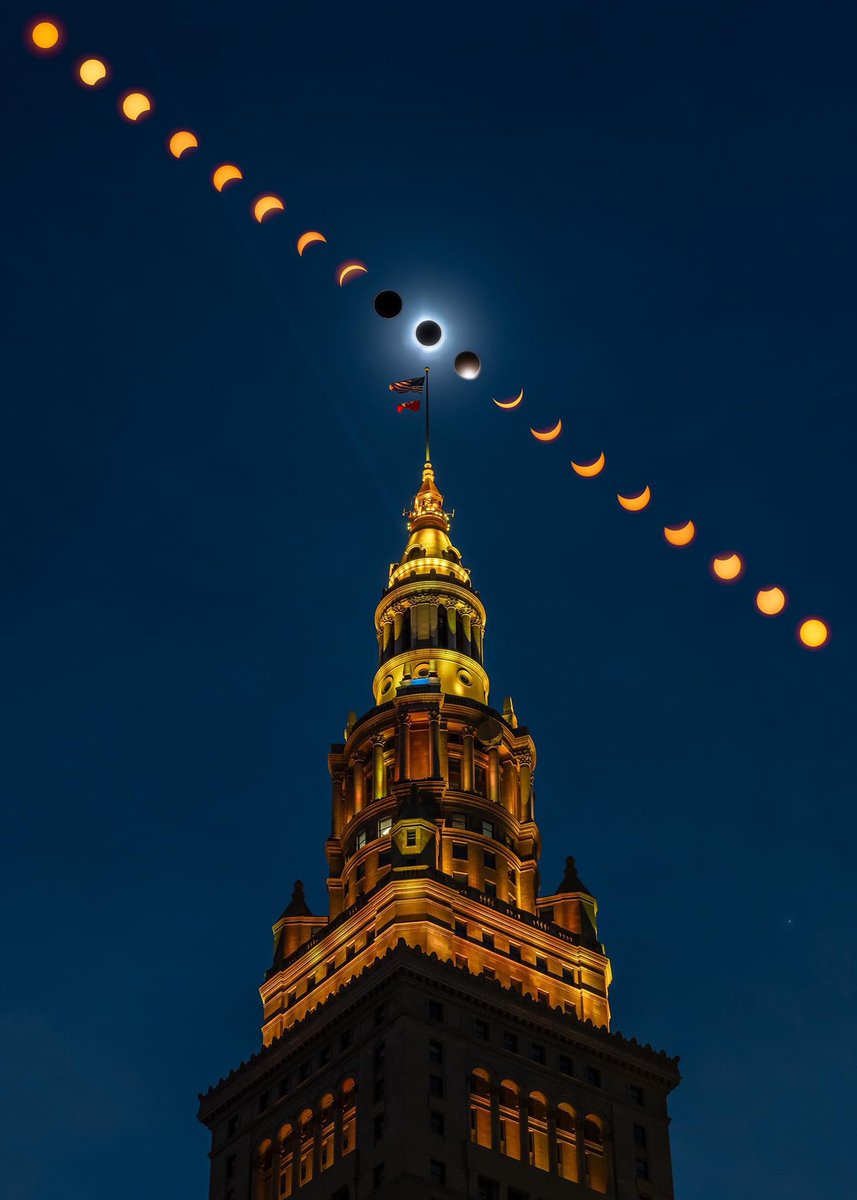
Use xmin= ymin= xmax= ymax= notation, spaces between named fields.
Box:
xmin=378 ymin=817 xmax=393 ymax=836
xmin=355 ymin=830 xmax=367 ymax=851
xmin=481 ymin=821 xmax=493 ymax=837
xmin=406 ymin=828 xmax=417 ymax=846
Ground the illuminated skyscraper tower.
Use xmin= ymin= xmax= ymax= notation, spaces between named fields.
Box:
xmin=198 ymin=459 xmax=680 ymax=1200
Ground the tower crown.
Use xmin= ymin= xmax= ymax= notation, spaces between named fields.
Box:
xmin=374 ymin=460 xmax=488 ymax=705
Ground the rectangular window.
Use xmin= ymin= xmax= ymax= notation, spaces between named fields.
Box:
xmin=482 ymin=932 xmax=494 ymax=948
xmin=258 ymin=1091 xmax=269 ymax=1113
xmin=484 ymin=881 xmax=497 ymax=898
xmin=287 ymin=989 xmax=297 ymax=1008
xmin=537 ymin=989 xmax=549 ymax=1005
xmin=429 ymin=1074 xmax=444 ymax=1097
xmin=475 ymin=767 xmax=487 ymax=797
xmin=482 ymin=966 xmax=496 ymax=981
xmin=278 ymin=1076 xmax=289 ymax=1098
xmin=541 ymin=905 xmax=554 ymax=923
xmin=346 ymin=943 xmax=355 ymax=961
xmin=340 ymin=1029 xmax=352 ymax=1050
xmin=481 ymin=820 xmax=493 ymax=837
xmin=319 ymin=1045 xmax=330 ymax=1065
xmin=356 ymin=830 xmax=367 ymax=850
xmin=564 ymin=1001 xmax=576 ymax=1016
xmin=374 ymin=1004 xmax=386 ymax=1027
xmin=298 ymin=1061 xmax=310 ymax=1081
xmin=430 ymin=1160 xmax=446 ymax=1184
xmin=510 ymin=978 xmax=523 ymax=994
xmin=636 ymin=1159 xmax=650 ymax=1180
xmin=373 ymin=1114 xmax=384 ymax=1143
xmin=430 ymin=1110 xmax=445 ymax=1135
xmin=450 ymin=813 xmax=466 ymax=829
xmin=428 ymin=1000 xmax=444 ymax=1022
xmin=429 ymin=1039 xmax=443 ymax=1063
xmin=509 ymin=943 xmax=522 ymax=961
xmin=536 ymin=955 xmax=548 ymax=972
xmin=454 ymin=872 xmax=469 ymax=888
xmin=326 ymin=960 xmax=336 ymax=977
xmin=378 ymin=816 xmax=393 ymax=836
xmin=455 ymin=954 xmax=468 ymax=970
xmin=562 ymin=967 xmax=575 ymax=983
xmin=503 ymin=1031 xmax=518 ymax=1052
xmin=373 ymin=1078 xmax=385 ymax=1102
xmin=377 ymin=849 xmax=391 ymax=868
xmin=455 ymin=920 xmax=467 ymax=937
xmin=225 ymin=1155 xmax=236 ymax=1180
xmin=356 ymin=862 xmax=365 ymax=880
xmin=630 ymin=1084 xmax=645 ymax=1105
xmin=373 ymin=1164 xmax=385 ymax=1188
xmin=507 ymin=868 xmax=517 ymax=885
xmin=586 ymin=1066 xmax=602 ymax=1087
xmin=452 ymin=842 xmax=469 ymax=860
xmin=530 ymin=1043 xmax=545 ymax=1064
xmin=306 ymin=973 xmax=316 ymax=991
xmin=559 ymin=1054 xmax=574 ymax=1076
xmin=374 ymin=1042 xmax=386 ymax=1068
xmin=634 ymin=1124 xmax=647 ymax=1147
xmin=227 ymin=1115 xmax=238 ymax=1137
xmin=477 ymin=1179 xmax=499 ymax=1200
xmin=406 ymin=828 xmax=417 ymax=846
xmin=474 ymin=1018 xmax=489 ymax=1040
xmin=483 ymin=850 xmax=496 ymax=869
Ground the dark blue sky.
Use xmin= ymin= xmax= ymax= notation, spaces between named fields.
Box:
xmin=2 ymin=2 xmax=854 ymax=1197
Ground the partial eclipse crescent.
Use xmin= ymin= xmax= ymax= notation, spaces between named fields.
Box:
xmin=212 ymin=164 xmax=243 ymax=192
xmin=571 ymin=452 xmax=605 ymax=477
xmin=120 ymin=91 xmax=152 ymax=122
xmin=530 ymin=419 xmax=562 ymax=442
xmin=297 ymin=231 xmax=327 ymax=256
xmin=338 ymin=262 xmax=368 ymax=286
xmin=663 ymin=520 xmax=695 ymax=546
xmin=253 ymin=195 xmax=285 ymax=223
xmin=493 ymin=389 xmax=524 ymax=410
xmin=617 ymin=486 xmax=651 ymax=511
xmin=756 ymin=586 xmax=786 ymax=616
xmin=711 ymin=553 xmax=743 ymax=582
xmin=169 ymin=130 xmax=199 ymax=159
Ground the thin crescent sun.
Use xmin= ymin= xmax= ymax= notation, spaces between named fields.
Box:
xmin=253 ymin=195 xmax=285 ymax=223
xmin=169 ymin=130 xmax=199 ymax=159
xmin=493 ymin=388 xmax=524 ymax=410
xmin=212 ymin=164 xmax=243 ymax=192
xmin=663 ymin=520 xmax=695 ymax=546
xmin=571 ymin=452 xmax=605 ymax=477
xmin=530 ymin=419 xmax=562 ymax=442
xmin=297 ymin=231 xmax=327 ymax=256
xmin=338 ymin=262 xmax=368 ymax=286
xmin=617 ymin=486 xmax=651 ymax=511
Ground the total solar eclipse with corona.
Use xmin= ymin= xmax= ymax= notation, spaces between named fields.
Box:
xmin=373 ymin=289 xmax=481 ymax=380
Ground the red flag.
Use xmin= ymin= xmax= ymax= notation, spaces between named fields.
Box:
xmin=397 ymin=399 xmax=421 ymax=414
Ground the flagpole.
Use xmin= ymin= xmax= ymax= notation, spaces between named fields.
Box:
xmin=424 ymin=366 xmax=431 ymax=464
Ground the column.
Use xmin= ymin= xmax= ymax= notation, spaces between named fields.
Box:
xmin=352 ymin=752 xmax=366 ymax=814
xmin=547 ymin=1106 xmax=558 ymax=1175
xmin=372 ymin=736 xmax=386 ymax=800
xmin=448 ymin=605 xmax=458 ymax=650
xmin=330 ymin=769 xmax=345 ymax=836
xmin=518 ymin=1094 xmax=529 ymax=1168
xmin=462 ymin=726 xmax=475 ymax=792
xmin=397 ymin=713 xmax=411 ymax=781
xmin=487 ymin=746 xmax=500 ymax=802
xmin=312 ymin=1115 xmax=323 ymax=1182
xmin=502 ymin=759 xmax=518 ymax=814
xmin=575 ymin=1117 xmax=587 ymax=1188
xmin=489 ymin=1084 xmax=501 ymax=1153
xmin=429 ymin=705 xmax=442 ymax=778
xmin=517 ymin=752 xmax=533 ymax=822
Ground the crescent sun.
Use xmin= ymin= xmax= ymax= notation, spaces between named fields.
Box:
xmin=570 ymin=452 xmax=605 ymax=477
xmin=338 ymin=262 xmax=368 ymax=286
xmin=663 ymin=520 xmax=695 ymax=546
xmin=493 ymin=388 xmax=524 ymax=410
xmin=711 ymin=553 xmax=743 ymax=582
xmin=212 ymin=164 xmax=243 ymax=192
xmin=530 ymin=419 xmax=562 ymax=442
xmin=253 ymin=195 xmax=285 ymax=223
xmin=297 ymin=231 xmax=327 ymax=256
xmin=169 ymin=130 xmax=199 ymax=159
xmin=617 ymin=486 xmax=651 ymax=511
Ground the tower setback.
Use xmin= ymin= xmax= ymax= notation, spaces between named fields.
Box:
xmin=198 ymin=461 xmax=680 ymax=1200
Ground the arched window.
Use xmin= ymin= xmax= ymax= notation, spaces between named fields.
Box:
xmin=298 ymin=1109 xmax=314 ymax=1186
xmin=253 ymin=1139 xmax=273 ymax=1200
xmin=341 ymin=1078 xmax=357 ymax=1156
xmin=585 ymin=1114 xmax=608 ymax=1193
xmin=527 ymin=1091 xmax=550 ymax=1172
xmin=499 ymin=1080 xmax=521 ymax=1160
xmin=556 ymin=1103 xmax=578 ymax=1182
xmin=278 ymin=1124 xmax=294 ymax=1198
xmin=319 ymin=1094 xmax=335 ymax=1172
xmin=469 ymin=1068 xmax=492 ymax=1148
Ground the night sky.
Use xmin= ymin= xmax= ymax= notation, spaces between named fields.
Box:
xmin=3 ymin=2 xmax=855 ymax=1197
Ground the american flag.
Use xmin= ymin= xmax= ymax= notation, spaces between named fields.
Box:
xmin=389 ymin=377 xmax=425 ymax=394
